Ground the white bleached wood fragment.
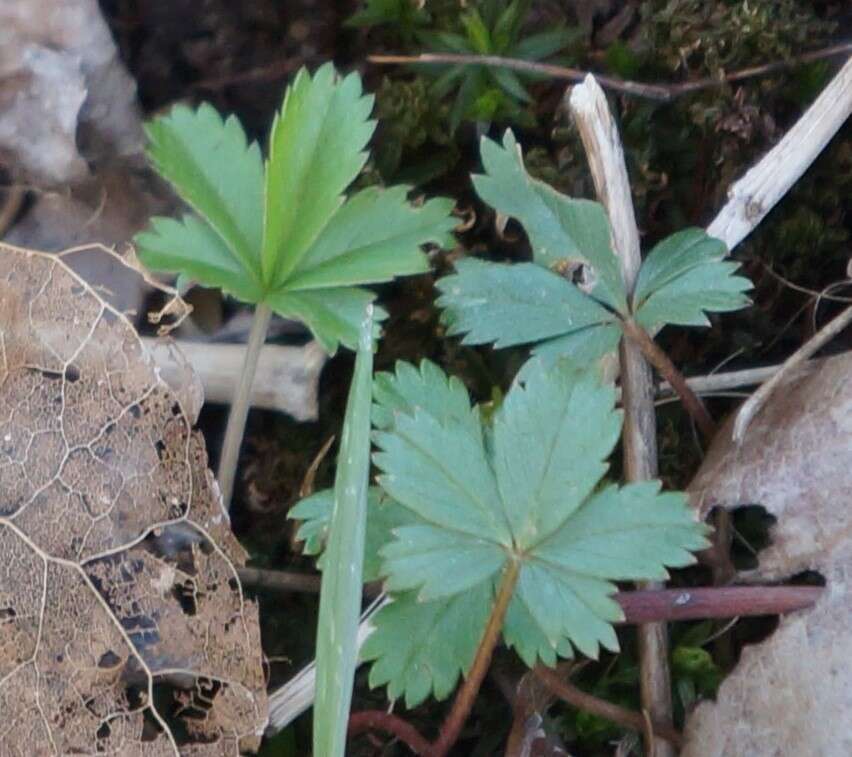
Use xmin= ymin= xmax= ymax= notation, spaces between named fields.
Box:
xmin=569 ymin=74 xmax=673 ymax=757
xmin=143 ymin=337 xmax=327 ymax=422
xmin=707 ymin=56 xmax=852 ymax=251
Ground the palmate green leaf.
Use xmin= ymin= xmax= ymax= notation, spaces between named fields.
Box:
xmin=472 ymin=130 xmax=626 ymax=311
xmin=136 ymin=64 xmax=456 ymax=355
xmin=313 ymin=310 xmax=373 ymax=757
xmin=372 ymin=358 xmax=709 ymax=672
xmin=633 ymin=228 xmax=752 ymax=330
xmin=436 ymin=257 xmax=617 ymax=349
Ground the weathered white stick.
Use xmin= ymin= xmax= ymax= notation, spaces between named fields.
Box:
xmin=732 ymin=305 xmax=852 ymax=442
xmin=142 ymin=337 xmax=327 ymax=422
xmin=707 ymin=56 xmax=852 ymax=251
xmin=569 ymin=74 xmax=674 ymax=757
xmin=659 ymin=359 xmax=823 ymax=397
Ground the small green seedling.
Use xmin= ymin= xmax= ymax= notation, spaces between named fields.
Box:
xmin=436 ymin=129 xmax=752 ymax=435
xmin=414 ymin=0 xmax=577 ymax=130
xmin=292 ymin=357 xmax=709 ymax=752
xmin=347 ymin=0 xmax=432 ymax=42
xmin=135 ymin=63 xmax=456 ymax=506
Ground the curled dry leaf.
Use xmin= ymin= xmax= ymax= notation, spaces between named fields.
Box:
xmin=683 ymin=352 xmax=852 ymax=757
xmin=0 ymin=244 xmax=267 ymax=753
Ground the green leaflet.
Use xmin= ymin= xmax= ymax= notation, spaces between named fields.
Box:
xmin=263 ymin=64 xmax=375 ymax=285
xmin=491 ymin=362 xmax=622 ymax=547
xmin=372 ymin=358 xmax=479 ymax=433
xmin=372 ymin=358 xmax=710 ymax=672
xmin=471 ymin=130 xmax=626 ymax=311
xmin=360 ymin=583 xmax=493 ymax=708
xmin=134 ymin=215 xmax=263 ymax=304
xmin=143 ymin=103 xmax=264 ymax=276
xmin=289 ymin=486 xmax=415 ymax=583
xmin=436 ymin=258 xmax=617 ymax=349
xmin=284 ymin=187 xmax=454 ymax=290
xmin=136 ymin=64 xmax=455 ymax=354
xmin=633 ymin=228 xmax=752 ymax=330
xmin=313 ymin=310 xmax=373 ymax=757
xmin=267 ymin=287 xmax=388 ymax=355
xmin=530 ymin=323 xmax=623 ymax=366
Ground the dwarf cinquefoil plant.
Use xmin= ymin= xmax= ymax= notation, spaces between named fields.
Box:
xmin=436 ymin=130 xmax=752 ymax=436
xmin=135 ymin=63 xmax=456 ymax=506
xmin=291 ymin=357 xmax=709 ymax=754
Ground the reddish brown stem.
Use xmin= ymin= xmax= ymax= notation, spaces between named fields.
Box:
xmin=534 ymin=665 xmax=684 ymax=747
xmin=431 ymin=559 xmax=521 ymax=757
xmin=368 ymin=42 xmax=852 ymax=103
xmin=348 ymin=584 xmax=821 ymax=753
xmin=615 ymin=585 xmax=821 ymax=624
xmin=348 ymin=710 xmax=432 ymax=755
xmin=621 ymin=317 xmax=717 ymax=440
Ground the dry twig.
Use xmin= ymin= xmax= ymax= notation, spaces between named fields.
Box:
xmin=569 ymin=74 xmax=674 ymax=757
xmin=369 ymin=42 xmax=852 ymax=103
xmin=733 ymin=304 xmax=852 ymax=442
xmin=707 ymin=55 xmax=852 ymax=251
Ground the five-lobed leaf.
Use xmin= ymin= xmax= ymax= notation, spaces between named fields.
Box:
xmin=372 ymin=358 xmax=709 ymax=671
xmin=136 ymin=64 xmax=456 ymax=354
xmin=294 ymin=358 xmax=709 ymax=705
xmin=439 ymin=133 xmax=753 ymax=370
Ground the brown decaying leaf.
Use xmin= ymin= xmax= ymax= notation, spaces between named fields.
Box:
xmin=683 ymin=352 xmax=852 ymax=757
xmin=0 ymin=244 xmax=267 ymax=754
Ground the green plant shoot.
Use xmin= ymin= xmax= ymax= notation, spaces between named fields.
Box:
xmin=135 ymin=63 xmax=456 ymax=506
xmin=412 ymin=0 xmax=578 ymax=129
xmin=437 ymin=130 xmax=752 ymax=364
xmin=437 ymin=129 xmax=751 ymax=436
